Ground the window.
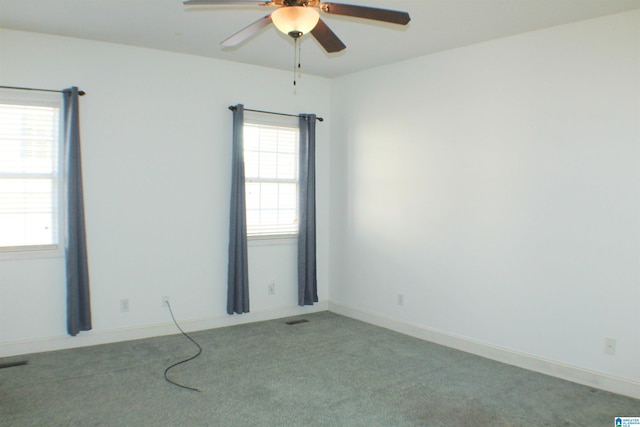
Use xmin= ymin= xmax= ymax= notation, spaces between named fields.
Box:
xmin=0 ymin=90 xmax=63 ymax=253
xmin=243 ymin=114 xmax=299 ymax=237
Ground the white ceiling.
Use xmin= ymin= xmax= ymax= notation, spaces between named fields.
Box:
xmin=2 ymin=0 xmax=640 ymax=78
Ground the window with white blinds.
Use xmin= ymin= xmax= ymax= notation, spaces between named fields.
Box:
xmin=0 ymin=91 xmax=62 ymax=251
xmin=244 ymin=116 xmax=299 ymax=237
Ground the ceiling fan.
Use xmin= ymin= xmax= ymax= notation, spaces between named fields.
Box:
xmin=183 ymin=0 xmax=411 ymax=53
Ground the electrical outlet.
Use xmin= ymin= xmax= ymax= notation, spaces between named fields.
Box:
xmin=397 ymin=293 xmax=404 ymax=306
xmin=120 ymin=299 xmax=130 ymax=312
xmin=162 ymin=296 xmax=170 ymax=308
xmin=267 ymin=280 xmax=275 ymax=295
xmin=604 ymin=337 xmax=616 ymax=355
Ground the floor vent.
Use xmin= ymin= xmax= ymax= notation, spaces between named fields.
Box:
xmin=285 ymin=319 xmax=309 ymax=325
xmin=0 ymin=360 xmax=28 ymax=370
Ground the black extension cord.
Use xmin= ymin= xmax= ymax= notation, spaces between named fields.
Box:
xmin=163 ymin=301 xmax=203 ymax=392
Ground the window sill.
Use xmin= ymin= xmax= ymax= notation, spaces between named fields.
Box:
xmin=248 ymin=234 xmax=297 ymax=247
xmin=0 ymin=246 xmax=64 ymax=261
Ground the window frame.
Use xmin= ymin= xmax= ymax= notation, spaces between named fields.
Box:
xmin=0 ymin=89 xmax=65 ymax=260
xmin=243 ymin=112 xmax=300 ymax=239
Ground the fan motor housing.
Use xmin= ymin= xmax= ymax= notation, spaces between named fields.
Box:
xmin=282 ymin=0 xmax=320 ymax=6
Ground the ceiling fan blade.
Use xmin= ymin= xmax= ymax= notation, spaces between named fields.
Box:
xmin=320 ymin=2 xmax=410 ymax=25
xmin=221 ymin=14 xmax=273 ymax=47
xmin=310 ymin=18 xmax=346 ymax=53
xmin=184 ymin=0 xmax=271 ymax=4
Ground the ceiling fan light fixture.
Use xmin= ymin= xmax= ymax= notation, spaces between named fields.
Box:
xmin=271 ymin=6 xmax=320 ymax=37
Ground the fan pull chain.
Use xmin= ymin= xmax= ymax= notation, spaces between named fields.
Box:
xmin=293 ymin=37 xmax=298 ymax=86
xmin=298 ymin=37 xmax=302 ymax=74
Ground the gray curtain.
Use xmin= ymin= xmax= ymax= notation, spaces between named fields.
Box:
xmin=227 ymin=104 xmax=250 ymax=314
xmin=298 ymin=114 xmax=318 ymax=306
xmin=63 ymin=87 xmax=92 ymax=336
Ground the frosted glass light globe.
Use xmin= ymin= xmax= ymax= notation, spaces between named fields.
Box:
xmin=271 ymin=6 xmax=320 ymax=37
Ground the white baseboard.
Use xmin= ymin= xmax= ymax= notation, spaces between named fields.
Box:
xmin=328 ymin=302 xmax=640 ymax=400
xmin=0 ymin=301 xmax=328 ymax=358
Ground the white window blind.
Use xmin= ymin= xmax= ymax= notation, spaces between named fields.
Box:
xmin=244 ymin=116 xmax=299 ymax=237
xmin=0 ymin=91 xmax=62 ymax=251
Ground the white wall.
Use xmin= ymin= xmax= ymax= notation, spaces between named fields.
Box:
xmin=330 ymin=10 xmax=640 ymax=396
xmin=1 ymin=10 xmax=639 ymax=399
xmin=0 ymin=29 xmax=331 ymax=355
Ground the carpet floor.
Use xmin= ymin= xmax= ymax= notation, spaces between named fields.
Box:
xmin=1 ymin=311 xmax=638 ymax=426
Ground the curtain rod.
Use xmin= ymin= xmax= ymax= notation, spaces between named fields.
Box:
xmin=0 ymin=85 xmax=86 ymax=96
xmin=228 ymin=105 xmax=323 ymax=122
